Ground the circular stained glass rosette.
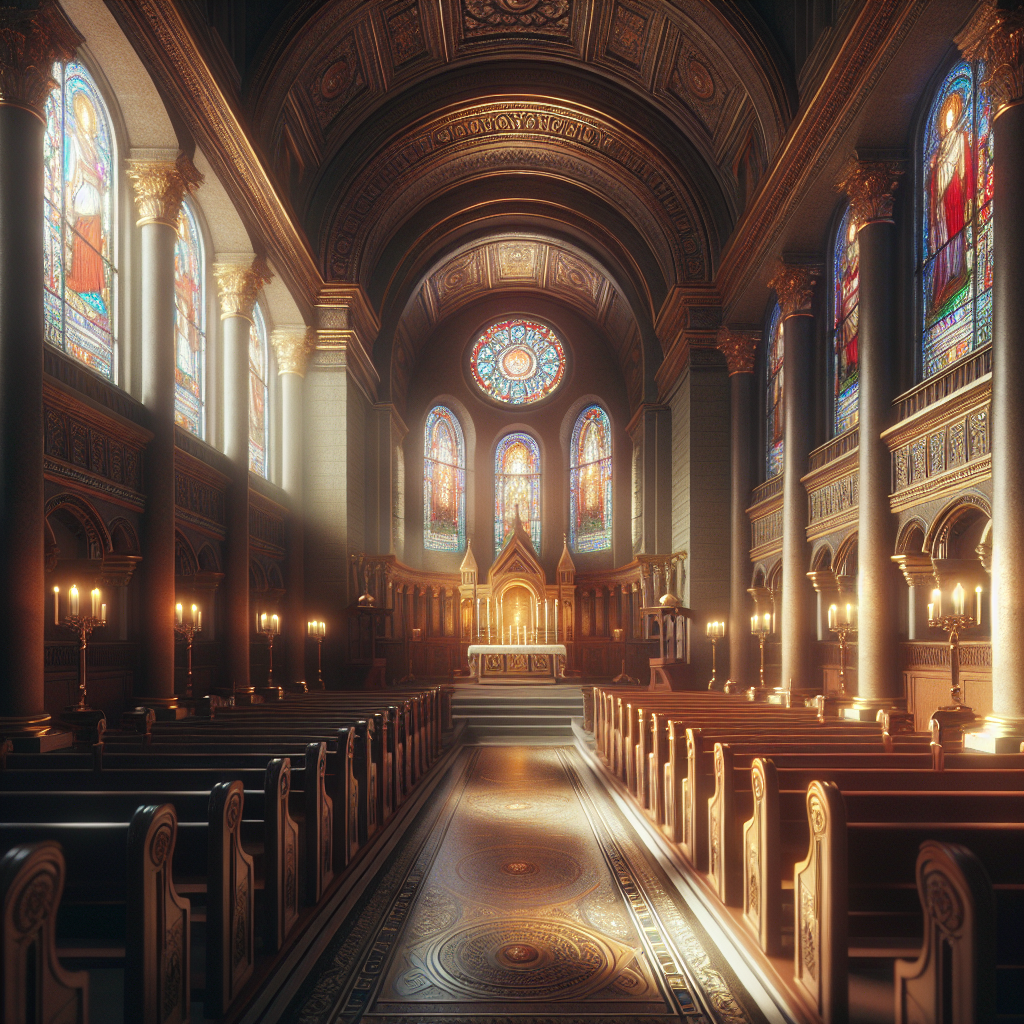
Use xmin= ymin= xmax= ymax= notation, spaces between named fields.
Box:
xmin=469 ymin=319 xmax=566 ymax=406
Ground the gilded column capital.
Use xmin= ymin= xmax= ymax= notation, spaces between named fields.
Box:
xmin=715 ymin=326 xmax=759 ymax=375
xmin=125 ymin=152 xmax=203 ymax=228
xmin=957 ymin=0 xmax=1024 ymax=116
xmin=212 ymin=256 xmax=273 ymax=322
xmin=890 ymin=553 xmax=936 ymax=589
xmin=836 ymin=158 xmax=905 ymax=226
xmin=0 ymin=3 xmax=80 ymax=118
xmin=768 ymin=260 xmax=817 ymax=319
xmin=270 ymin=326 xmax=315 ymax=377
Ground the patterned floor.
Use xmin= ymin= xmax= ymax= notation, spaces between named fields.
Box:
xmin=287 ymin=746 xmax=767 ymax=1024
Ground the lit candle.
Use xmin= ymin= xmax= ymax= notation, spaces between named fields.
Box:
xmin=828 ymin=604 xmax=837 ymax=631
xmin=319 ymin=621 xmax=325 ymax=637
xmin=69 ymin=585 xmax=79 ymax=618
xmin=975 ymin=586 xmax=982 ymax=626
xmin=91 ymin=588 xmax=100 ymax=618
xmin=260 ymin=612 xmax=267 ymax=631
xmin=53 ymin=586 xmax=59 ymax=625
xmin=100 ymin=603 xmax=106 ymax=623
xmin=952 ymin=583 xmax=965 ymax=616
xmin=197 ymin=610 xmax=202 ymax=631
xmin=932 ymin=588 xmax=942 ymax=617
xmin=271 ymin=614 xmax=279 ymax=634
xmin=764 ymin=612 xmax=771 ymax=633
xmin=750 ymin=614 xmax=756 ymax=634
xmin=308 ymin=620 xmax=313 ymax=636
xmin=176 ymin=602 xmax=183 ymax=625
xmin=927 ymin=602 xmax=934 ymax=621
xmin=191 ymin=603 xmax=198 ymax=625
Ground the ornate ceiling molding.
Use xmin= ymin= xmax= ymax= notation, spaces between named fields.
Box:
xmin=323 ymin=98 xmax=710 ymax=286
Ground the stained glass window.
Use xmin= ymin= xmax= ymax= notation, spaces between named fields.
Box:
xmin=424 ymin=406 xmax=466 ymax=552
xmin=833 ymin=204 xmax=860 ymax=435
xmin=766 ymin=303 xmax=784 ymax=478
xmin=921 ymin=59 xmax=993 ymax=377
xmin=570 ymin=405 xmax=612 ymax=553
xmin=44 ymin=61 xmax=116 ymax=378
xmin=495 ymin=432 xmax=541 ymax=551
xmin=249 ymin=302 xmax=269 ymax=476
xmin=470 ymin=318 xmax=566 ymax=406
xmin=174 ymin=199 xmax=206 ymax=437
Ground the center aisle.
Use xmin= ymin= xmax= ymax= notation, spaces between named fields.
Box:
xmin=286 ymin=745 xmax=777 ymax=1024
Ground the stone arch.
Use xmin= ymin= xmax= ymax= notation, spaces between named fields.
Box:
xmin=834 ymin=531 xmax=859 ymax=577
xmin=44 ymin=494 xmax=111 ymax=560
xmin=109 ymin=517 xmax=140 ymax=555
xmin=924 ymin=493 xmax=992 ymax=558
xmin=174 ymin=531 xmax=199 ymax=577
xmin=896 ymin=518 xmax=928 ymax=555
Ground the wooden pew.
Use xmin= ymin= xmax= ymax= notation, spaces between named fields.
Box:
xmin=1 ymin=842 xmax=88 ymax=1024
xmin=0 ymin=804 xmax=189 ymax=1024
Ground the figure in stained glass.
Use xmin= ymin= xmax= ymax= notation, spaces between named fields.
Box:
xmin=495 ymin=433 xmax=541 ymax=551
xmin=766 ymin=304 xmax=784 ymax=478
xmin=921 ymin=60 xmax=993 ymax=376
xmin=570 ymin=406 xmax=612 ymax=552
xmin=833 ymin=205 xmax=860 ymax=435
xmin=470 ymin=318 xmax=566 ymax=406
xmin=424 ymin=406 xmax=466 ymax=551
xmin=249 ymin=303 xmax=269 ymax=476
xmin=44 ymin=62 xmax=116 ymax=377
xmin=173 ymin=199 xmax=205 ymax=436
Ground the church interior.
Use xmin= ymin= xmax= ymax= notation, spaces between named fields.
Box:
xmin=1 ymin=1 xmax=1022 ymax=1022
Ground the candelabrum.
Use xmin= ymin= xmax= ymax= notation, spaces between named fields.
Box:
xmin=750 ymin=613 xmax=773 ymax=689
xmin=827 ymin=604 xmax=857 ymax=698
xmin=706 ymin=621 xmax=725 ymax=690
xmin=173 ymin=605 xmax=202 ymax=700
xmin=54 ymin=586 xmax=106 ymax=712
xmin=928 ymin=584 xmax=982 ymax=708
xmin=307 ymin=620 xmax=326 ymax=690
xmin=258 ymin=613 xmax=281 ymax=692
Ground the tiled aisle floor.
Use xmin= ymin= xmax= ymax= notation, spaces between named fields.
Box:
xmin=288 ymin=746 xmax=770 ymax=1024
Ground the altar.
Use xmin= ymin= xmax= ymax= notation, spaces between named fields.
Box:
xmin=467 ymin=643 xmax=567 ymax=682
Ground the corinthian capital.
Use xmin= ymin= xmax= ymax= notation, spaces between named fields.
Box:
xmin=768 ymin=261 xmax=817 ymax=319
xmin=270 ymin=326 xmax=316 ymax=377
xmin=715 ymin=326 xmax=759 ymax=375
xmin=125 ymin=152 xmax=203 ymax=228
xmin=0 ymin=3 xmax=81 ymax=117
xmin=957 ymin=0 xmax=1024 ymax=115
xmin=212 ymin=256 xmax=273 ymax=322
xmin=836 ymin=158 xmax=904 ymax=225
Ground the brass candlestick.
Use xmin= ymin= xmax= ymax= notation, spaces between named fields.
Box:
xmin=830 ymin=623 xmax=855 ymax=696
xmin=61 ymin=613 xmax=106 ymax=709
xmin=750 ymin=614 xmax=773 ymax=688
xmin=173 ymin=612 xmax=201 ymax=699
xmin=257 ymin=613 xmax=281 ymax=696
xmin=706 ymin=621 xmax=725 ymax=690
xmin=928 ymin=613 xmax=975 ymax=707
xmin=307 ymin=620 xmax=326 ymax=690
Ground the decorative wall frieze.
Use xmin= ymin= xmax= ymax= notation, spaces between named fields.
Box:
xmin=270 ymin=326 xmax=316 ymax=377
xmin=891 ymin=552 xmax=935 ymax=589
xmin=715 ymin=326 xmax=759 ymax=375
xmin=802 ymin=433 xmax=859 ymax=539
xmin=835 ymin=157 xmax=904 ymax=225
xmin=767 ymin=260 xmax=818 ymax=318
xmin=125 ymin=152 xmax=203 ymax=228
xmin=748 ymin=477 xmax=784 ymax=560
xmin=957 ymin=0 xmax=1024 ymax=115
xmin=0 ymin=3 xmax=80 ymax=117
xmin=213 ymin=256 xmax=273 ymax=321
xmin=174 ymin=449 xmax=228 ymax=537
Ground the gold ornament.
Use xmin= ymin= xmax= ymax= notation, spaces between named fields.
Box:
xmin=715 ymin=327 xmax=759 ymax=376
xmin=768 ymin=261 xmax=817 ymax=319
xmin=957 ymin=0 xmax=1024 ymax=117
xmin=270 ymin=327 xmax=316 ymax=377
xmin=125 ymin=152 xmax=203 ymax=228
xmin=213 ymin=256 xmax=272 ymax=322
xmin=836 ymin=158 xmax=904 ymax=227
xmin=0 ymin=3 xmax=80 ymax=118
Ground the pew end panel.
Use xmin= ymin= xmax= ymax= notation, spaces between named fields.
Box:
xmin=743 ymin=757 xmax=782 ymax=956
xmin=264 ymin=758 xmax=300 ymax=952
xmin=1 ymin=841 xmax=88 ymax=1024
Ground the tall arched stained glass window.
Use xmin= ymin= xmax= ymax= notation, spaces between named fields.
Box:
xmin=44 ymin=61 xmax=117 ymax=378
xmin=766 ymin=303 xmax=784 ymax=478
xmin=833 ymin=204 xmax=860 ymax=435
xmin=921 ymin=59 xmax=993 ymax=377
xmin=424 ymin=406 xmax=465 ymax=552
xmin=495 ymin=433 xmax=541 ymax=551
xmin=174 ymin=199 xmax=206 ymax=437
xmin=570 ymin=405 xmax=612 ymax=553
xmin=249 ymin=302 xmax=269 ymax=476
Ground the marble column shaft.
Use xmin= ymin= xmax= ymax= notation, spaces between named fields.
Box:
xmin=770 ymin=264 xmax=818 ymax=693
xmin=717 ymin=329 xmax=759 ymax=686
xmin=0 ymin=9 xmax=79 ymax=731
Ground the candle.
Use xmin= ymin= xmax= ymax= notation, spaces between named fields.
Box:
xmin=828 ymin=604 xmax=837 ymax=631
xmin=69 ymin=585 xmax=79 ymax=618
xmin=319 ymin=621 xmax=325 ymax=637
xmin=952 ymin=583 xmax=965 ymax=616
xmin=100 ymin=603 xmax=106 ymax=623
xmin=260 ymin=612 xmax=268 ymax=631
xmin=198 ymin=610 xmax=202 ymax=631
xmin=932 ymin=588 xmax=942 ymax=617
xmin=764 ymin=612 xmax=771 ymax=633
xmin=927 ymin=602 xmax=934 ymax=621
xmin=176 ymin=602 xmax=183 ymax=625
xmin=53 ymin=586 xmax=59 ymax=625
xmin=271 ymin=614 xmax=279 ymax=634
xmin=308 ymin=620 xmax=313 ymax=636
xmin=976 ymin=586 xmax=982 ymax=626
xmin=91 ymin=588 xmax=100 ymax=618
xmin=191 ymin=603 xmax=198 ymax=625
xmin=751 ymin=614 xmax=756 ymax=634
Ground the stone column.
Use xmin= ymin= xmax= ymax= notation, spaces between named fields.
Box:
xmin=959 ymin=5 xmax=1024 ymax=749
xmin=271 ymin=327 xmax=315 ymax=689
xmin=0 ymin=6 xmax=79 ymax=748
xmin=768 ymin=262 xmax=818 ymax=700
xmin=213 ymin=257 xmax=272 ymax=698
xmin=838 ymin=159 xmax=905 ymax=714
xmin=126 ymin=154 xmax=202 ymax=718
xmin=717 ymin=328 xmax=759 ymax=689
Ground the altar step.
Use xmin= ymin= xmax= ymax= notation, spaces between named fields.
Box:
xmin=451 ymin=685 xmax=584 ymax=743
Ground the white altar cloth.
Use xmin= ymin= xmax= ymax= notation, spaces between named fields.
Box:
xmin=466 ymin=644 xmax=567 ymax=680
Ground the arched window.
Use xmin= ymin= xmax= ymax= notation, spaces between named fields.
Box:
xmin=833 ymin=204 xmax=860 ymax=435
xmin=495 ymin=432 xmax=541 ymax=551
xmin=44 ymin=61 xmax=117 ymax=378
xmin=921 ymin=59 xmax=993 ymax=377
xmin=570 ymin=405 xmax=612 ymax=553
xmin=424 ymin=406 xmax=466 ymax=551
xmin=249 ymin=302 xmax=269 ymax=476
xmin=766 ymin=303 xmax=784 ymax=478
xmin=174 ymin=199 xmax=206 ymax=437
